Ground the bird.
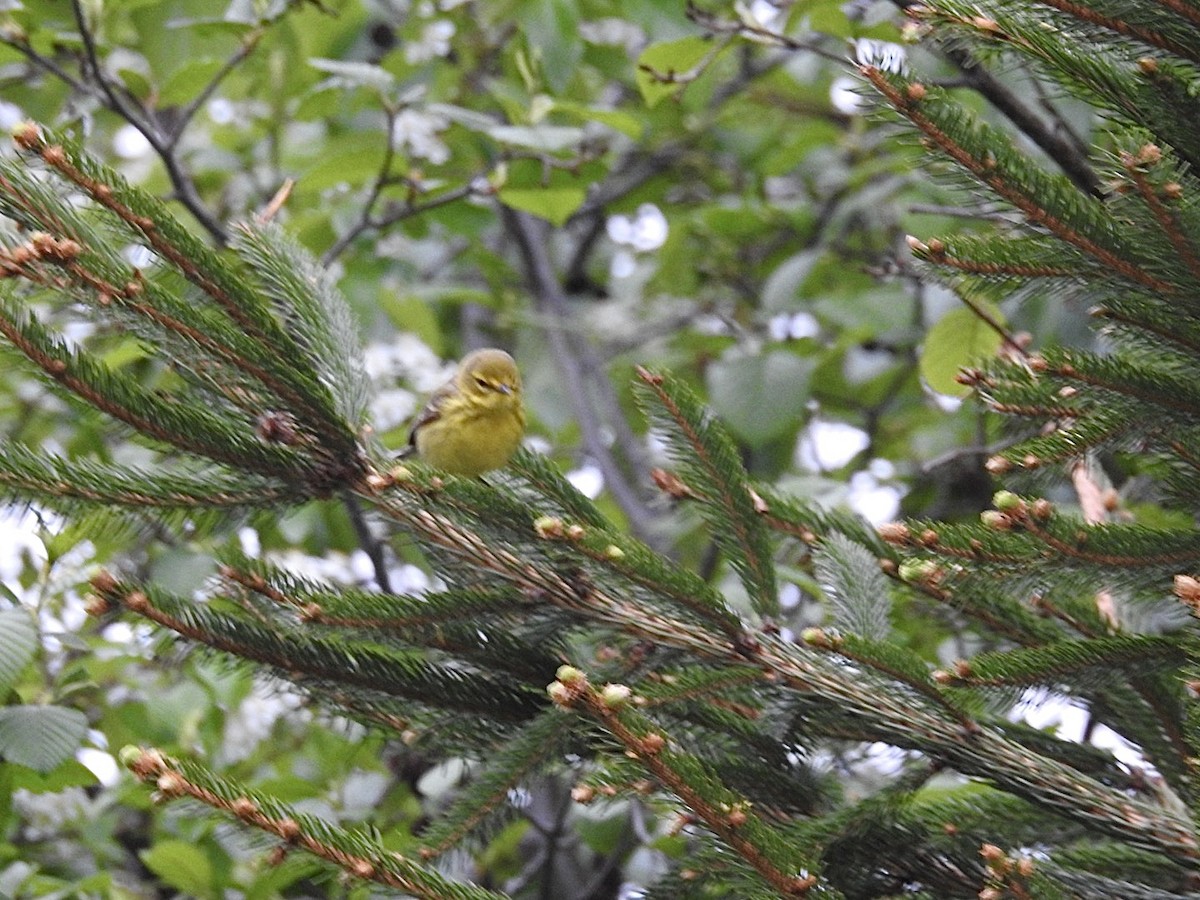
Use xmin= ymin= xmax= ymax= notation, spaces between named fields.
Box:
xmin=401 ymin=348 xmax=525 ymax=476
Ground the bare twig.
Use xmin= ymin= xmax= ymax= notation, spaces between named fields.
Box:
xmin=499 ymin=206 xmax=666 ymax=550
xmin=939 ymin=47 xmax=1104 ymax=198
xmin=343 ymin=493 xmax=392 ymax=593
xmin=167 ymin=27 xmax=266 ymax=149
xmin=69 ymin=0 xmax=229 ymax=243
xmin=320 ymin=104 xmax=401 ymax=266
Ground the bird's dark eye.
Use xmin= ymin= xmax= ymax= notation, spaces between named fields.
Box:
xmin=474 ymin=376 xmax=490 ymax=389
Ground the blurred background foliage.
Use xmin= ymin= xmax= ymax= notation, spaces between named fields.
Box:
xmin=0 ymin=0 xmax=1099 ymax=895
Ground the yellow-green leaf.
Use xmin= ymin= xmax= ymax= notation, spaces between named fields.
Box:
xmin=498 ymin=187 xmax=586 ymax=226
xmin=920 ymin=301 xmax=1006 ymax=397
xmin=635 ymin=36 xmax=715 ymax=107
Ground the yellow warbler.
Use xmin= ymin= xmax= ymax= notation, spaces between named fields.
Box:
xmin=403 ymin=348 xmax=525 ymax=476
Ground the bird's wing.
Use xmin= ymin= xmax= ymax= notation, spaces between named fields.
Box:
xmin=402 ymin=379 xmax=454 ymax=456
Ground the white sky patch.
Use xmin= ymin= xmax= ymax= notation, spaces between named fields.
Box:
xmin=238 ymin=526 xmax=261 ymax=558
xmin=929 ymin=390 xmax=964 ymax=412
xmin=77 ymin=747 xmax=121 ymax=787
xmin=769 ymin=312 xmax=820 ymax=342
xmin=567 ymin=462 xmax=604 ymax=499
xmin=796 ymin=419 xmax=869 ymax=471
xmin=122 ymin=244 xmax=156 ymax=268
xmin=0 ymin=101 xmax=25 ymax=131
xmin=1015 ymin=689 xmax=1149 ymax=769
xmin=349 ymin=549 xmax=380 ymax=584
xmin=113 ymin=124 xmax=151 ymax=159
xmin=779 ymin=582 xmax=802 ymax=609
xmin=745 ymin=0 xmax=785 ymax=29
xmin=847 ymin=469 xmax=902 ymax=525
xmin=855 ymin=39 xmax=907 ymax=73
xmin=829 ymin=75 xmax=865 ymax=116
xmin=207 ymin=98 xmax=235 ymax=125
xmin=611 ymin=249 xmax=637 ymax=279
xmin=0 ymin=506 xmax=51 ymax=600
xmin=388 ymin=563 xmax=432 ymax=594
xmin=607 ymin=204 xmax=668 ymax=252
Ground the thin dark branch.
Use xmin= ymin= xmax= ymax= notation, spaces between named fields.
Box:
xmin=343 ymin=493 xmax=392 ymax=593
xmin=167 ymin=28 xmax=266 ymax=149
xmin=499 ymin=206 xmax=667 ymax=550
xmin=0 ymin=37 xmax=89 ymax=93
xmin=321 ymin=146 xmax=481 ymax=268
xmin=70 ymin=0 xmax=229 ymax=243
xmin=320 ymin=104 xmax=401 ymax=266
xmin=71 ymin=0 xmax=155 ymax=137
xmin=940 ymin=47 xmax=1104 ymax=198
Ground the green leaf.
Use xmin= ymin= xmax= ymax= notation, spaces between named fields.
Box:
xmin=636 ymin=36 xmax=715 ymax=107
xmin=0 ymin=705 xmax=88 ymax=773
xmin=378 ymin=291 xmax=444 ymax=354
xmin=9 ymin=758 xmax=98 ymax=792
xmin=553 ymin=100 xmax=644 ymax=139
xmin=498 ymin=187 xmax=586 ymax=227
xmin=308 ymin=58 xmax=394 ymax=90
xmin=762 ymin=249 xmax=821 ymax=312
xmin=707 ymin=349 xmax=814 ymax=445
xmin=920 ymin=301 xmax=1006 ymax=397
xmin=488 ymin=124 xmax=586 ymax=152
xmin=0 ymin=608 xmax=37 ymax=694
xmin=158 ymin=58 xmax=225 ymax=105
xmin=300 ymin=146 xmax=388 ymax=191
xmin=140 ymin=839 xmax=217 ymax=900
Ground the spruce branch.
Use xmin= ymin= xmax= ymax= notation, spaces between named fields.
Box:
xmin=13 ymin=124 xmax=283 ymax=346
xmin=1027 ymin=0 xmax=1198 ymax=61
xmin=935 ymin=635 xmax=1189 ymax=689
xmin=0 ymin=299 xmax=311 ymax=479
xmin=417 ymin=712 xmax=571 ymax=859
xmin=89 ymin=574 xmax=544 ymax=725
xmin=548 ymin=666 xmax=824 ymax=897
xmin=862 ymin=67 xmax=1177 ymax=294
xmin=1119 ymin=148 xmax=1200 ymax=282
xmin=0 ymin=445 xmax=297 ymax=517
xmin=635 ymin=367 xmax=778 ymax=617
xmin=121 ymin=747 xmax=508 ymax=900
xmin=356 ymin=467 xmax=1197 ymax=862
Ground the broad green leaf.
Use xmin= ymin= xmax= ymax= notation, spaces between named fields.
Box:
xmin=488 ymin=123 xmax=586 ymax=152
xmin=309 ymin=58 xmax=394 ymax=90
xmin=0 ymin=705 xmax=88 ymax=773
xmin=635 ymin=36 xmax=715 ymax=107
xmin=116 ymin=67 xmax=152 ymax=102
xmin=520 ymin=0 xmax=584 ymax=93
xmin=300 ymin=146 xmax=388 ymax=191
xmin=707 ymin=349 xmax=814 ymax=445
xmin=9 ymin=758 xmax=98 ymax=792
xmin=0 ymin=608 xmax=36 ymax=694
xmin=140 ymin=840 xmax=217 ymax=900
xmin=498 ymin=187 xmax=586 ymax=227
xmin=920 ymin=301 xmax=1006 ymax=397
xmin=806 ymin=0 xmax=854 ymax=37
xmin=762 ymin=248 xmax=821 ymax=311
xmin=158 ymin=58 xmax=225 ymax=105
xmin=379 ymin=291 xmax=444 ymax=354
xmin=553 ymin=100 xmax=644 ymax=139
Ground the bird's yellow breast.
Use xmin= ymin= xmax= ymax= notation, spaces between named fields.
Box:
xmin=414 ymin=395 xmax=525 ymax=476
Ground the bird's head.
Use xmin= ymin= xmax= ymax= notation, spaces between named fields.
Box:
xmin=457 ymin=348 xmax=522 ymax=410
